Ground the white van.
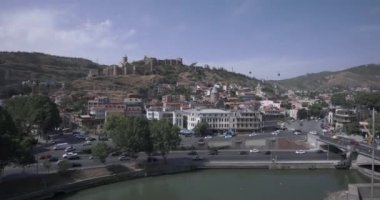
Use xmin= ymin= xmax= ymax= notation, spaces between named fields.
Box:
xmin=53 ymin=143 xmax=71 ymax=150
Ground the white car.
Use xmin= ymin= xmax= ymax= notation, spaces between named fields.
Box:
xmin=309 ymin=131 xmax=317 ymax=135
xmin=224 ymin=135 xmax=232 ymax=139
xmin=249 ymin=149 xmax=259 ymax=153
xmin=62 ymin=152 xmax=78 ymax=158
xmin=294 ymin=131 xmax=301 ymax=135
xmin=271 ymin=132 xmax=279 ymax=135
xmin=295 ymin=150 xmax=306 ymax=154
xmin=248 ymin=133 xmax=257 ymax=137
xmin=83 ymin=141 xmax=92 ymax=146
xmin=204 ymin=135 xmax=213 ymax=139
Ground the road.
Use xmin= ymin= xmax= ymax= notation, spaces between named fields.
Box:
xmin=3 ymin=119 xmax=336 ymax=177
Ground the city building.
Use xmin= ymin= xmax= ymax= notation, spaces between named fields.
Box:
xmin=334 ymin=109 xmax=357 ymax=130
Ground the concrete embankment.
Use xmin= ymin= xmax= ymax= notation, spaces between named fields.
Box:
xmin=200 ymin=160 xmax=340 ymax=169
xmin=6 ymin=160 xmax=341 ymax=200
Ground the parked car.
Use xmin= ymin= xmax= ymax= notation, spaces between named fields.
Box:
xmin=70 ymin=162 xmax=82 ymax=167
xmin=118 ymin=156 xmax=130 ymax=161
xmin=147 ymin=157 xmax=158 ymax=162
xmin=110 ymin=151 xmax=122 ymax=156
xmin=204 ymin=135 xmax=213 ymax=139
xmin=265 ymin=151 xmax=271 ymax=155
xmin=65 ymin=146 xmax=76 ymax=152
xmin=83 ymin=141 xmax=92 ymax=146
xmin=192 ymin=155 xmax=203 ymax=161
xmin=39 ymin=154 xmax=52 ymax=160
xmin=209 ymin=149 xmax=218 ymax=155
xmin=53 ymin=143 xmax=71 ymax=150
xmin=249 ymin=149 xmax=259 ymax=153
xmin=295 ymin=150 xmax=306 ymax=154
xmin=224 ymin=135 xmax=233 ymax=139
xmin=62 ymin=152 xmax=78 ymax=159
xmin=248 ymin=133 xmax=258 ymax=137
xmin=85 ymin=137 xmax=96 ymax=141
xmin=49 ymin=156 xmax=59 ymax=162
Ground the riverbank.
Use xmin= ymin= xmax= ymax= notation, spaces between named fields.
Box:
xmin=0 ymin=159 xmax=350 ymax=200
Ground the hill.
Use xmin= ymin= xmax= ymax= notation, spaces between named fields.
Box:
xmin=0 ymin=52 xmax=103 ymax=86
xmin=278 ymin=64 xmax=380 ymax=91
xmin=0 ymin=52 xmax=264 ymax=98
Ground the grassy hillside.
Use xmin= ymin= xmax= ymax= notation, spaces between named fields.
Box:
xmin=278 ymin=64 xmax=380 ymax=91
xmin=0 ymin=52 xmax=102 ymax=86
xmin=0 ymin=52 xmax=265 ymax=98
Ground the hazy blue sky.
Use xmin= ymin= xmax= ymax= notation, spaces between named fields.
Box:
xmin=1 ymin=0 xmax=379 ymax=79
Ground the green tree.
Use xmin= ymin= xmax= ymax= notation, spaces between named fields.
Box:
xmin=92 ymin=143 xmax=109 ymax=164
xmin=193 ymin=121 xmax=209 ymax=136
xmin=106 ymin=116 xmax=152 ymax=154
xmin=297 ymin=109 xmax=308 ymax=120
xmin=0 ymin=107 xmax=20 ymax=180
xmin=150 ymin=119 xmax=181 ymax=162
xmin=308 ymin=103 xmax=323 ymax=118
xmin=345 ymin=122 xmax=360 ymax=135
xmin=331 ymin=93 xmax=353 ymax=108
xmin=6 ymin=95 xmax=61 ymax=139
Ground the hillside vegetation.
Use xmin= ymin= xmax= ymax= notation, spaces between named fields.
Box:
xmin=0 ymin=52 xmax=102 ymax=86
xmin=0 ymin=52 xmax=262 ymax=98
xmin=278 ymin=64 xmax=380 ymax=91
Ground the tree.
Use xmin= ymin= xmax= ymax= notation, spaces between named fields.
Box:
xmin=0 ymin=107 xmax=19 ymax=180
xmin=308 ymin=103 xmax=323 ymax=118
xmin=346 ymin=122 xmax=360 ymax=135
xmin=297 ymin=109 xmax=308 ymax=120
xmin=193 ymin=121 xmax=209 ymax=136
xmin=92 ymin=143 xmax=109 ymax=164
xmin=106 ymin=116 xmax=152 ymax=154
xmin=6 ymin=95 xmax=61 ymax=139
xmin=150 ymin=119 xmax=181 ymax=162
xmin=331 ymin=93 xmax=353 ymax=108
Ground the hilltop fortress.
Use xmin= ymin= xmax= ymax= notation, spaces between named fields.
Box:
xmin=87 ymin=56 xmax=183 ymax=79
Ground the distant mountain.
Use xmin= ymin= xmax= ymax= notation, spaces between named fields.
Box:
xmin=278 ymin=64 xmax=380 ymax=91
xmin=0 ymin=52 xmax=102 ymax=86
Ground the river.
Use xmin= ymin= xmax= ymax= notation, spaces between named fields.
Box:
xmin=63 ymin=169 xmax=370 ymax=200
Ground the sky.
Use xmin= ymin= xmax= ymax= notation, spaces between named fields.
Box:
xmin=1 ymin=0 xmax=380 ymax=80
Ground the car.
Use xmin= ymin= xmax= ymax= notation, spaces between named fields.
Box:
xmin=294 ymin=131 xmax=301 ymax=135
xmin=192 ymin=155 xmax=203 ymax=161
xmin=316 ymin=150 xmax=325 ymax=154
xmin=118 ymin=155 xmax=130 ymax=161
xmin=209 ymin=149 xmax=218 ymax=155
xmin=147 ymin=157 xmax=158 ymax=162
xmin=65 ymin=146 xmax=76 ymax=152
xmin=239 ymin=151 xmax=248 ymax=155
xmin=249 ymin=149 xmax=259 ymax=153
xmin=83 ymin=141 xmax=92 ymax=146
xmin=53 ymin=142 xmax=71 ymax=150
xmin=39 ymin=154 xmax=52 ymax=160
xmin=67 ymin=155 xmax=80 ymax=160
xmin=309 ymin=131 xmax=317 ymax=135
xmin=295 ymin=150 xmax=306 ymax=154
xmin=49 ymin=156 xmax=59 ymax=162
xmin=264 ymin=151 xmax=271 ymax=155
xmin=271 ymin=131 xmax=279 ymax=135
xmin=70 ymin=162 xmax=82 ymax=167
xmin=110 ymin=151 xmax=122 ymax=156
xmin=188 ymin=151 xmax=198 ymax=155
xmin=62 ymin=152 xmax=78 ymax=159
xmin=248 ymin=133 xmax=258 ymax=137
xmin=224 ymin=135 xmax=233 ymax=139
xmin=85 ymin=137 xmax=96 ymax=141
xmin=204 ymin=135 xmax=212 ymax=139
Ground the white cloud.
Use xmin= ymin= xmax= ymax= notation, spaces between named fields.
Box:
xmin=0 ymin=9 xmax=136 ymax=64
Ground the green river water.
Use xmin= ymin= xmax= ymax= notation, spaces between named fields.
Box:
xmin=63 ymin=169 xmax=370 ymax=200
